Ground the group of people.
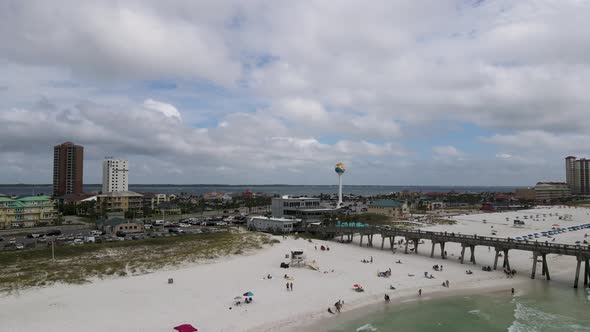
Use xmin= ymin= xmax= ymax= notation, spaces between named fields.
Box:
xmin=314 ymin=245 xmax=330 ymax=251
xmin=378 ymin=268 xmax=392 ymax=278
xmin=465 ymin=269 xmax=473 ymax=275
xmin=285 ymin=282 xmax=294 ymax=291
xmin=361 ymin=256 xmax=374 ymax=264
xmin=432 ymin=264 xmax=443 ymax=271
xmin=441 ymin=280 xmax=450 ymax=288
xmin=424 ymin=271 xmax=435 ymax=279
xmin=327 ymin=300 xmax=344 ymax=314
xmin=504 ymin=268 xmax=516 ymax=278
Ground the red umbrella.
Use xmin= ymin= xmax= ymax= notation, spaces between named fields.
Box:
xmin=552 ymin=224 xmax=560 ymax=227
xmin=353 ymin=284 xmax=360 ymax=288
xmin=174 ymin=324 xmax=198 ymax=332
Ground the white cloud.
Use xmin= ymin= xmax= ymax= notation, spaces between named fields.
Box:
xmin=1 ymin=0 xmax=589 ymax=185
xmin=432 ymin=146 xmax=462 ymax=159
xmin=143 ymin=99 xmax=182 ymax=120
xmin=495 ymin=153 xmax=512 ymax=159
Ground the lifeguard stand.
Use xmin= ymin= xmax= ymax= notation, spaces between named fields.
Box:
xmin=290 ymin=249 xmax=306 ymax=267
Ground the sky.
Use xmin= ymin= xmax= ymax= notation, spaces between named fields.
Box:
xmin=1 ymin=0 xmax=589 ymax=186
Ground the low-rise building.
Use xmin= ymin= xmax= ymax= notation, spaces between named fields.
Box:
xmin=97 ymin=213 xmax=144 ymax=235
xmin=97 ymin=191 xmax=143 ymax=216
xmin=426 ymin=201 xmax=446 ymax=211
xmin=154 ymin=202 xmax=182 ymax=216
xmin=271 ymin=196 xmax=337 ymax=222
xmin=515 ymin=188 xmax=536 ymax=201
xmin=141 ymin=193 xmax=169 ymax=210
xmin=367 ymin=199 xmax=409 ymax=219
xmin=247 ymin=216 xmax=299 ymax=233
xmin=534 ymin=182 xmax=571 ymax=202
xmin=0 ymin=196 xmax=56 ymax=229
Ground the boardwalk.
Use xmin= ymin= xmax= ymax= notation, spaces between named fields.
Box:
xmin=308 ymin=225 xmax=590 ymax=288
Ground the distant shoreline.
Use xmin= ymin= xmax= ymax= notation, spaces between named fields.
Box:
xmin=0 ymin=184 xmax=525 ymax=188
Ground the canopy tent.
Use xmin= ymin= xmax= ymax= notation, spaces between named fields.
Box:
xmin=174 ymin=324 xmax=198 ymax=332
xmin=243 ymin=291 xmax=254 ymax=297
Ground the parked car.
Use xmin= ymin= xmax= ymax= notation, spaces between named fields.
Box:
xmin=8 ymin=238 xmax=16 ymax=244
xmin=45 ymin=229 xmax=62 ymax=236
xmin=73 ymin=239 xmax=84 ymax=245
xmin=15 ymin=243 xmax=25 ymax=250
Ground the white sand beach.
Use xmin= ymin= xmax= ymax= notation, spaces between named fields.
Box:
xmin=0 ymin=206 xmax=588 ymax=332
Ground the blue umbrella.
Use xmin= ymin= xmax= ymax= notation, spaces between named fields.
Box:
xmin=243 ymin=291 xmax=254 ymax=297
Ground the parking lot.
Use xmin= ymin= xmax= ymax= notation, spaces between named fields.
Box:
xmin=0 ymin=216 xmax=239 ymax=251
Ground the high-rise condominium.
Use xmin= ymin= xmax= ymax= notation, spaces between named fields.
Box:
xmin=102 ymin=158 xmax=129 ymax=193
xmin=53 ymin=142 xmax=84 ymax=197
xmin=565 ymin=156 xmax=590 ymax=195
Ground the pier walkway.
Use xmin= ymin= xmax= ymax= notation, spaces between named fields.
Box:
xmin=307 ymin=225 xmax=590 ymax=288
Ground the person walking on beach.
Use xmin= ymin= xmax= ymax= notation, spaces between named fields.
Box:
xmin=370 ymin=256 xmax=373 ymax=263
xmin=286 ymin=282 xmax=290 ymax=291
xmin=290 ymin=282 xmax=293 ymax=291
xmin=418 ymin=289 xmax=422 ymax=296
xmin=511 ymin=288 xmax=515 ymax=295
xmin=384 ymin=294 xmax=390 ymax=303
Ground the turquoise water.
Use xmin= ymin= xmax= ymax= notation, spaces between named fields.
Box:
xmin=326 ymin=284 xmax=590 ymax=332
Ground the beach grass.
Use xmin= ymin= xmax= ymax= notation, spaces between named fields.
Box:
xmin=0 ymin=231 xmax=271 ymax=293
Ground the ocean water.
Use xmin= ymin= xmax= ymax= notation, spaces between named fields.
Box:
xmin=0 ymin=184 xmax=522 ymax=197
xmin=324 ymin=284 xmax=590 ymax=332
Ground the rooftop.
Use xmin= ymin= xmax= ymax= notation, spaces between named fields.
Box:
xmin=369 ymin=199 xmax=404 ymax=208
xmin=249 ymin=216 xmax=301 ymax=222
xmin=98 ymin=191 xmax=143 ymax=198
xmin=17 ymin=195 xmax=52 ymax=201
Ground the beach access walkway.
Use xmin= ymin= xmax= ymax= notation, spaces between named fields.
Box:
xmin=307 ymin=225 xmax=590 ymax=289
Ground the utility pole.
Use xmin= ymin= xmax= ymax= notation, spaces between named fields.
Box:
xmin=51 ymin=239 xmax=55 ymax=261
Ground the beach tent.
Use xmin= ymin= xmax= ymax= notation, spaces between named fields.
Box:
xmin=243 ymin=291 xmax=254 ymax=297
xmin=174 ymin=324 xmax=198 ymax=332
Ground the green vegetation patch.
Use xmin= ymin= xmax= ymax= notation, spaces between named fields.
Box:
xmin=0 ymin=231 xmax=269 ymax=293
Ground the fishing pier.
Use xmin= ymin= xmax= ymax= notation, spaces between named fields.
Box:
xmin=308 ymin=225 xmax=590 ymax=288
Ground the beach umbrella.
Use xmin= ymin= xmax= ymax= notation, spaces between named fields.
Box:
xmin=353 ymin=284 xmax=360 ymax=288
xmin=243 ymin=291 xmax=254 ymax=297
xmin=174 ymin=324 xmax=198 ymax=332
xmin=552 ymin=224 xmax=560 ymax=226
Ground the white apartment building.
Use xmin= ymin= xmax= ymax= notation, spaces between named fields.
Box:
xmin=102 ymin=158 xmax=129 ymax=193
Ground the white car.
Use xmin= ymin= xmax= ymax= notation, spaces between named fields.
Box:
xmin=73 ymin=239 xmax=84 ymax=245
xmin=178 ymin=223 xmax=191 ymax=228
xmin=15 ymin=243 xmax=24 ymax=250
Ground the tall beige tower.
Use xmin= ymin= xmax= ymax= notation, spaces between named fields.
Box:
xmin=565 ymin=156 xmax=576 ymax=189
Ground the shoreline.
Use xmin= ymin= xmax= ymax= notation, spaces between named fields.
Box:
xmin=260 ymin=273 xmax=526 ymax=332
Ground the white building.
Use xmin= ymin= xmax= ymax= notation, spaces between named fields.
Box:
xmin=247 ymin=216 xmax=300 ymax=233
xmin=271 ymin=196 xmax=336 ymax=222
xmin=102 ymin=158 xmax=129 ymax=193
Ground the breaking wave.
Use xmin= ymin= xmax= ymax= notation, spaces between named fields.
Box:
xmin=356 ymin=323 xmax=378 ymax=331
xmin=508 ymin=301 xmax=590 ymax=332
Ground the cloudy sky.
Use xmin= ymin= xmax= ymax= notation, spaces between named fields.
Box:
xmin=1 ymin=0 xmax=588 ymax=185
